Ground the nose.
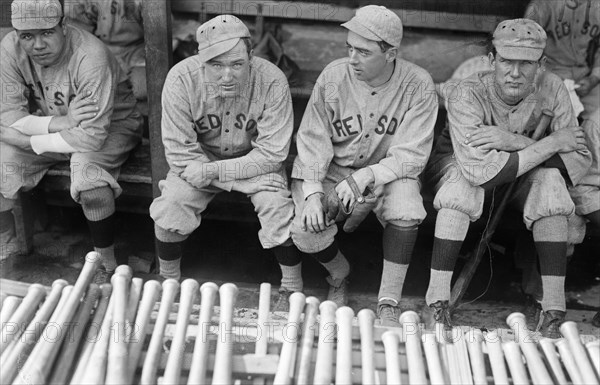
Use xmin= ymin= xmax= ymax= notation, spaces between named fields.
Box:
xmin=222 ymin=66 xmax=233 ymax=82
xmin=33 ymin=35 xmax=45 ymax=50
xmin=348 ymin=50 xmax=359 ymax=65
xmin=509 ymin=62 xmax=520 ymax=78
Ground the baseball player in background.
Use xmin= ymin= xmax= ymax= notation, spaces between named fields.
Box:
xmin=525 ymin=0 xmax=600 ymax=327
xmin=0 ymin=0 xmax=143 ymax=281
xmin=424 ymin=19 xmax=591 ymax=337
xmin=63 ymin=0 xmax=147 ymax=100
xmin=150 ymin=15 xmax=301 ymax=309
xmin=291 ymin=5 xmax=437 ymax=325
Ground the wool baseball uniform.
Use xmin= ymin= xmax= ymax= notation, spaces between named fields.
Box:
xmin=0 ymin=24 xmax=143 ymax=202
xmin=64 ymin=0 xmax=144 ymax=72
xmin=526 ymin=0 xmax=600 ymax=216
xmin=149 ymin=54 xmax=295 ymax=248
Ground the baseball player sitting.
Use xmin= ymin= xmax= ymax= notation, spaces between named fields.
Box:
xmin=63 ymin=0 xmax=147 ymax=100
xmin=150 ymin=15 xmax=301 ymax=307
xmin=525 ymin=0 xmax=600 ymax=327
xmin=423 ymin=19 xmax=591 ymax=337
xmin=291 ymin=5 xmax=437 ymax=325
xmin=0 ymin=0 xmax=143 ymax=280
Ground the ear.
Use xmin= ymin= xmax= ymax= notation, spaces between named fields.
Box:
xmin=386 ymin=47 xmax=398 ymax=62
xmin=488 ymin=52 xmax=496 ymax=68
xmin=539 ymin=56 xmax=547 ymax=71
xmin=248 ymin=48 xmax=254 ymax=62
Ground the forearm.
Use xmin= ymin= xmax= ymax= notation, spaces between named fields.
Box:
xmin=516 ymin=136 xmax=560 ymax=176
xmin=212 ymin=152 xmax=280 ymax=182
xmin=48 ymin=115 xmax=75 ymax=133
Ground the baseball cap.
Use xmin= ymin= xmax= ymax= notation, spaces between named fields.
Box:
xmin=11 ymin=0 xmax=62 ymax=30
xmin=341 ymin=5 xmax=403 ymax=47
xmin=196 ymin=15 xmax=251 ymax=62
xmin=492 ymin=19 xmax=547 ymax=61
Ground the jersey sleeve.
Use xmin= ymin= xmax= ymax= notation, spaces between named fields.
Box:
xmin=447 ymin=83 xmax=512 ymax=186
xmin=58 ymin=58 xmax=119 ymax=152
xmin=63 ymin=0 xmax=98 ymax=33
xmin=212 ymin=76 xmax=294 ymax=182
xmin=0 ymin=40 xmax=32 ymax=126
xmin=291 ymin=75 xmax=335 ymax=189
xmin=548 ymin=81 xmax=592 ymax=185
xmin=368 ymin=76 xmax=437 ymax=187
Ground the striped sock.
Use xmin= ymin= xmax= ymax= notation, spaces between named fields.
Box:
xmin=279 ymin=264 xmax=303 ymax=292
xmin=533 ymin=216 xmax=567 ymax=312
xmin=321 ymin=251 xmax=350 ymax=281
xmin=377 ymin=224 xmax=418 ymax=302
xmin=425 ymin=209 xmax=469 ymax=305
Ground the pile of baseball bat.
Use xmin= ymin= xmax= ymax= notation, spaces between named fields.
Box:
xmin=1 ymin=251 xmax=599 ymax=384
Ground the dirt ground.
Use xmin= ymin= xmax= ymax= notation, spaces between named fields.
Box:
xmin=1 ymin=205 xmax=599 ymax=338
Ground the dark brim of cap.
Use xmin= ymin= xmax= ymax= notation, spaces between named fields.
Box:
xmin=341 ymin=19 xmax=381 ymax=43
xmin=12 ymin=16 xmax=60 ymax=31
xmin=197 ymin=38 xmax=241 ymax=63
xmin=496 ymin=45 xmax=543 ymax=61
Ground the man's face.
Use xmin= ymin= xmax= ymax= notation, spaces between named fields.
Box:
xmin=17 ymin=23 xmax=66 ymax=67
xmin=204 ymin=40 xmax=252 ymax=98
xmin=346 ymin=31 xmax=395 ymax=87
xmin=490 ymin=52 xmax=542 ymax=105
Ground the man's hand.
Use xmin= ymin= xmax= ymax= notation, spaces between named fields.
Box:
xmin=334 ymin=168 xmax=374 ymax=209
xmin=550 ymin=126 xmax=587 ymax=153
xmin=575 ymin=75 xmax=600 ymax=97
xmin=465 ymin=125 xmax=534 ymax=151
xmin=181 ymin=162 xmax=216 ymax=189
xmin=67 ymin=91 xmax=98 ymax=126
xmin=301 ymin=193 xmax=333 ymax=233
xmin=232 ymin=173 xmax=287 ymax=194
xmin=0 ymin=125 xmax=32 ymax=150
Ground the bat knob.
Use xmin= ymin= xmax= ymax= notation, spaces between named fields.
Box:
xmin=506 ymin=312 xmax=527 ymax=330
xmin=399 ymin=310 xmax=420 ymax=325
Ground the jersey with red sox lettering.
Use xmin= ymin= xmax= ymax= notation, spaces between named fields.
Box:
xmin=0 ymin=24 xmax=141 ymax=151
xmin=292 ymin=57 xmax=438 ymax=190
xmin=64 ymin=0 xmax=144 ymax=71
xmin=525 ymin=0 xmax=600 ymax=81
xmin=434 ymin=70 xmax=591 ymax=187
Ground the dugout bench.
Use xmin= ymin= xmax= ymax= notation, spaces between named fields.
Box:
xmin=11 ymin=0 xmax=529 ymax=307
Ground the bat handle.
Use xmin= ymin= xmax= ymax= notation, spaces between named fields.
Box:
xmin=381 ymin=331 xmax=402 ymax=385
xmin=357 ymin=309 xmax=376 ymax=385
xmin=334 ymin=306 xmax=354 ymax=385
xmin=211 ymin=283 xmax=239 ymax=385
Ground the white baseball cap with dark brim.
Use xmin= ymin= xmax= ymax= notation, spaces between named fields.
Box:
xmin=196 ymin=15 xmax=251 ymax=63
xmin=11 ymin=0 xmax=62 ymax=30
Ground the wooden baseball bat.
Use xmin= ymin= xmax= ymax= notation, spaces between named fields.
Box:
xmin=585 ymin=340 xmax=600 ymax=379
xmin=0 ymin=293 xmax=7 ymax=309
xmin=163 ymin=279 xmax=200 ymax=385
xmin=69 ymin=283 xmax=112 ymax=385
xmin=453 ymin=327 xmax=474 ymax=385
xmin=440 ymin=332 xmax=463 ymax=384
xmin=358 ymin=308 xmax=377 ymax=385
xmin=560 ymin=321 xmax=599 ymax=384
xmin=274 ymin=292 xmax=306 ymax=385
xmin=507 ymin=312 xmax=553 ymax=384
xmin=296 ymin=296 xmax=320 ymax=385
xmin=126 ymin=277 xmax=143 ymax=325
xmin=465 ymin=329 xmax=488 ymax=385
xmin=451 ymin=109 xmax=555 ymax=309
xmin=251 ymin=283 xmax=271 ymax=385
xmin=106 ymin=269 xmax=132 ymax=385
xmin=48 ymin=283 xmax=101 ymax=385
xmin=381 ymin=331 xmax=402 ymax=385
xmin=422 ymin=332 xmax=446 ymax=385
xmin=399 ymin=311 xmax=428 ymax=385
xmin=0 ymin=284 xmax=46 ymax=355
xmin=79 ymin=292 xmax=114 ymax=385
xmin=539 ymin=338 xmax=568 ymax=385
xmin=15 ymin=251 xmax=101 ymax=385
xmin=126 ymin=280 xmax=162 ymax=384
xmin=313 ymin=300 xmax=337 ymax=385
xmin=187 ymin=281 xmax=219 ymax=385
xmin=212 ymin=282 xmax=239 ymax=385
xmin=502 ymin=340 xmax=530 ymax=385
xmin=0 ymin=279 xmax=68 ymax=385
xmin=556 ymin=338 xmax=584 ymax=384
xmin=0 ymin=296 xmax=22 ymax=334
xmin=141 ymin=278 xmax=180 ymax=385
xmin=334 ymin=306 xmax=354 ymax=385
xmin=585 ymin=340 xmax=600 ymax=374
xmin=484 ymin=330 xmax=509 ymax=385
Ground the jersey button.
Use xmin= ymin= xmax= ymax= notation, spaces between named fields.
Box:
xmin=224 ymin=148 xmax=229 ymax=151
xmin=365 ymin=134 xmax=370 ymax=138
xmin=225 ymin=129 xmax=230 ymax=133
xmin=359 ymin=155 xmax=364 ymax=159
xmin=226 ymin=111 xmax=230 ymax=116
xmin=371 ymin=92 xmax=376 ymax=96
xmin=369 ymin=113 xmax=374 ymax=118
